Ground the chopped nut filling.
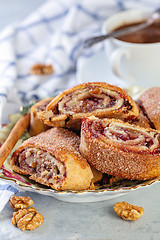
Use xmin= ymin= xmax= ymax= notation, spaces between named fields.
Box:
xmin=57 ymin=87 xmax=125 ymax=114
xmin=17 ymin=148 xmax=66 ymax=185
xmin=36 ymin=99 xmax=52 ymax=112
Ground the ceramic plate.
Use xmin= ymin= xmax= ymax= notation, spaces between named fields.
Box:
xmin=0 ymin=52 xmax=158 ymax=203
xmin=1 ymin=152 xmax=160 ymax=203
xmin=1 ymin=104 xmax=159 ymax=203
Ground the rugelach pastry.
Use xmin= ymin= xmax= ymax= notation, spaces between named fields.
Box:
xmin=80 ymin=116 xmax=160 ymax=180
xmin=138 ymin=87 xmax=160 ymax=130
xmin=39 ymin=82 xmax=139 ymax=130
xmin=10 ymin=127 xmax=93 ymax=191
xmin=29 ymin=98 xmax=53 ymax=136
xmin=132 ymin=105 xmax=151 ymax=129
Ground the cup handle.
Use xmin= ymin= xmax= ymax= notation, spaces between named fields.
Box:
xmin=110 ymin=48 xmax=135 ymax=84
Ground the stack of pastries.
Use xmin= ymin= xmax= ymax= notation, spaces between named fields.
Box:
xmin=10 ymin=83 xmax=160 ymax=191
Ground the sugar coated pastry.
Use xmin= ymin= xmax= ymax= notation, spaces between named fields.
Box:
xmin=132 ymin=105 xmax=151 ymax=129
xmin=39 ymin=82 xmax=139 ymax=130
xmin=10 ymin=128 xmax=93 ymax=191
xmin=80 ymin=116 xmax=160 ymax=180
xmin=138 ymin=87 xmax=160 ymax=130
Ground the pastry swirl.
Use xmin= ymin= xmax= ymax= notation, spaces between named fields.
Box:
xmin=80 ymin=117 xmax=160 ymax=180
xmin=39 ymin=82 xmax=139 ymax=130
xmin=10 ymin=128 xmax=93 ymax=191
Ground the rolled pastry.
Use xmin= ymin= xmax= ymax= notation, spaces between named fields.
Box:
xmin=132 ymin=105 xmax=151 ymax=129
xmin=138 ymin=87 xmax=160 ymax=130
xmin=29 ymin=98 xmax=53 ymax=136
xmin=39 ymin=82 xmax=139 ymax=130
xmin=80 ymin=116 xmax=160 ymax=180
xmin=10 ymin=128 xmax=93 ymax=191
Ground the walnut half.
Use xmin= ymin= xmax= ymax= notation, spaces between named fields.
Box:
xmin=30 ymin=63 xmax=54 ymax=75
xmin=12 ymin=207 xmax=44 ymax=231
xmin=113 ymin=201 xmax=144 ymax=221
xmin=9 ymin=196 xmax=34 ymax=211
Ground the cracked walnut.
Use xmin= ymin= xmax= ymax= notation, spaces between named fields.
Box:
xmin=30 ymin=63 xmax=54 ymax=75
xmin=12 ymin=207 xmax=44 ymax=231
xmin=113 ymin=201 xmax=144 ymax=221
xmin=9 ymin=196 xmax=34 ymax=211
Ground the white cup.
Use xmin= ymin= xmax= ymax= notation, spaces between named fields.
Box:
xmin=102 ymin=9 xmax=160 ymax=87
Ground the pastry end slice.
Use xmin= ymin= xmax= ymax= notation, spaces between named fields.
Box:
xmin=10 ymin=128 xmax=93 ymax=191
xmin=80 ymin=116 xmax=160 ymax=180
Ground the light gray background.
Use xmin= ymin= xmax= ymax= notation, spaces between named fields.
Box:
xmin=0 ymin=1 xmax=160 ymax=239
xmin=0 ymin=0 xmax=46 ymax=30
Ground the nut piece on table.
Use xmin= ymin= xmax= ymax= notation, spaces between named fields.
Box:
xmin=9 ymin=196 xmax=34 ymax=211
xmin=113 ymin=201 xmax=144 ymax=221
xmin=30 ymin=63 xmax=54 ymax=75
xmin=12 ymin=207 xmax=44 ymax=231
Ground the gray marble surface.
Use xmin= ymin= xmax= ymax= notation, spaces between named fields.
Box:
xmin=0 ymin=183 xmax=160 ymax=240
xmin=0 ymin=1 xmax=160 ymax=239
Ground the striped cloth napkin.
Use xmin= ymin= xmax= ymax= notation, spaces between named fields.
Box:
xmin=0 ymin=0 xmax=159 ymax=211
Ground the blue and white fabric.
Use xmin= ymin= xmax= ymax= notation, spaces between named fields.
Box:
xmin=0 ymin=0 xmax=159 ymax=211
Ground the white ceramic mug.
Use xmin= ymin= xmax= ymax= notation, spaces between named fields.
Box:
xmin=102 ymin=9 xmax=160 ymax=87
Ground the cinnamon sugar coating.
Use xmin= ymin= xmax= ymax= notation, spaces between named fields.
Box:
xmin=132 ymin=105 xmax=151 ymax=129
xmin=138 ymin=87 xmax=160 ymax=130
xmin=10 ymin=128 xmax=93 ymax=191
xmin=79 ymin=117 xmax=160 ymax=180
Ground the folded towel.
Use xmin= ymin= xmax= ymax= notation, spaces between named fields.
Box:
xmin=0 ymin=180 xmax=18 ymax=212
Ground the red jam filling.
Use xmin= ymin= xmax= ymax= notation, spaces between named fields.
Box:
xmin=87 ymin=120 xmax=160 ymax=154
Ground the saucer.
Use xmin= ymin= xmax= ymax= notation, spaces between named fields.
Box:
xmin=76 ymin=49 xmax=130 ymax=88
